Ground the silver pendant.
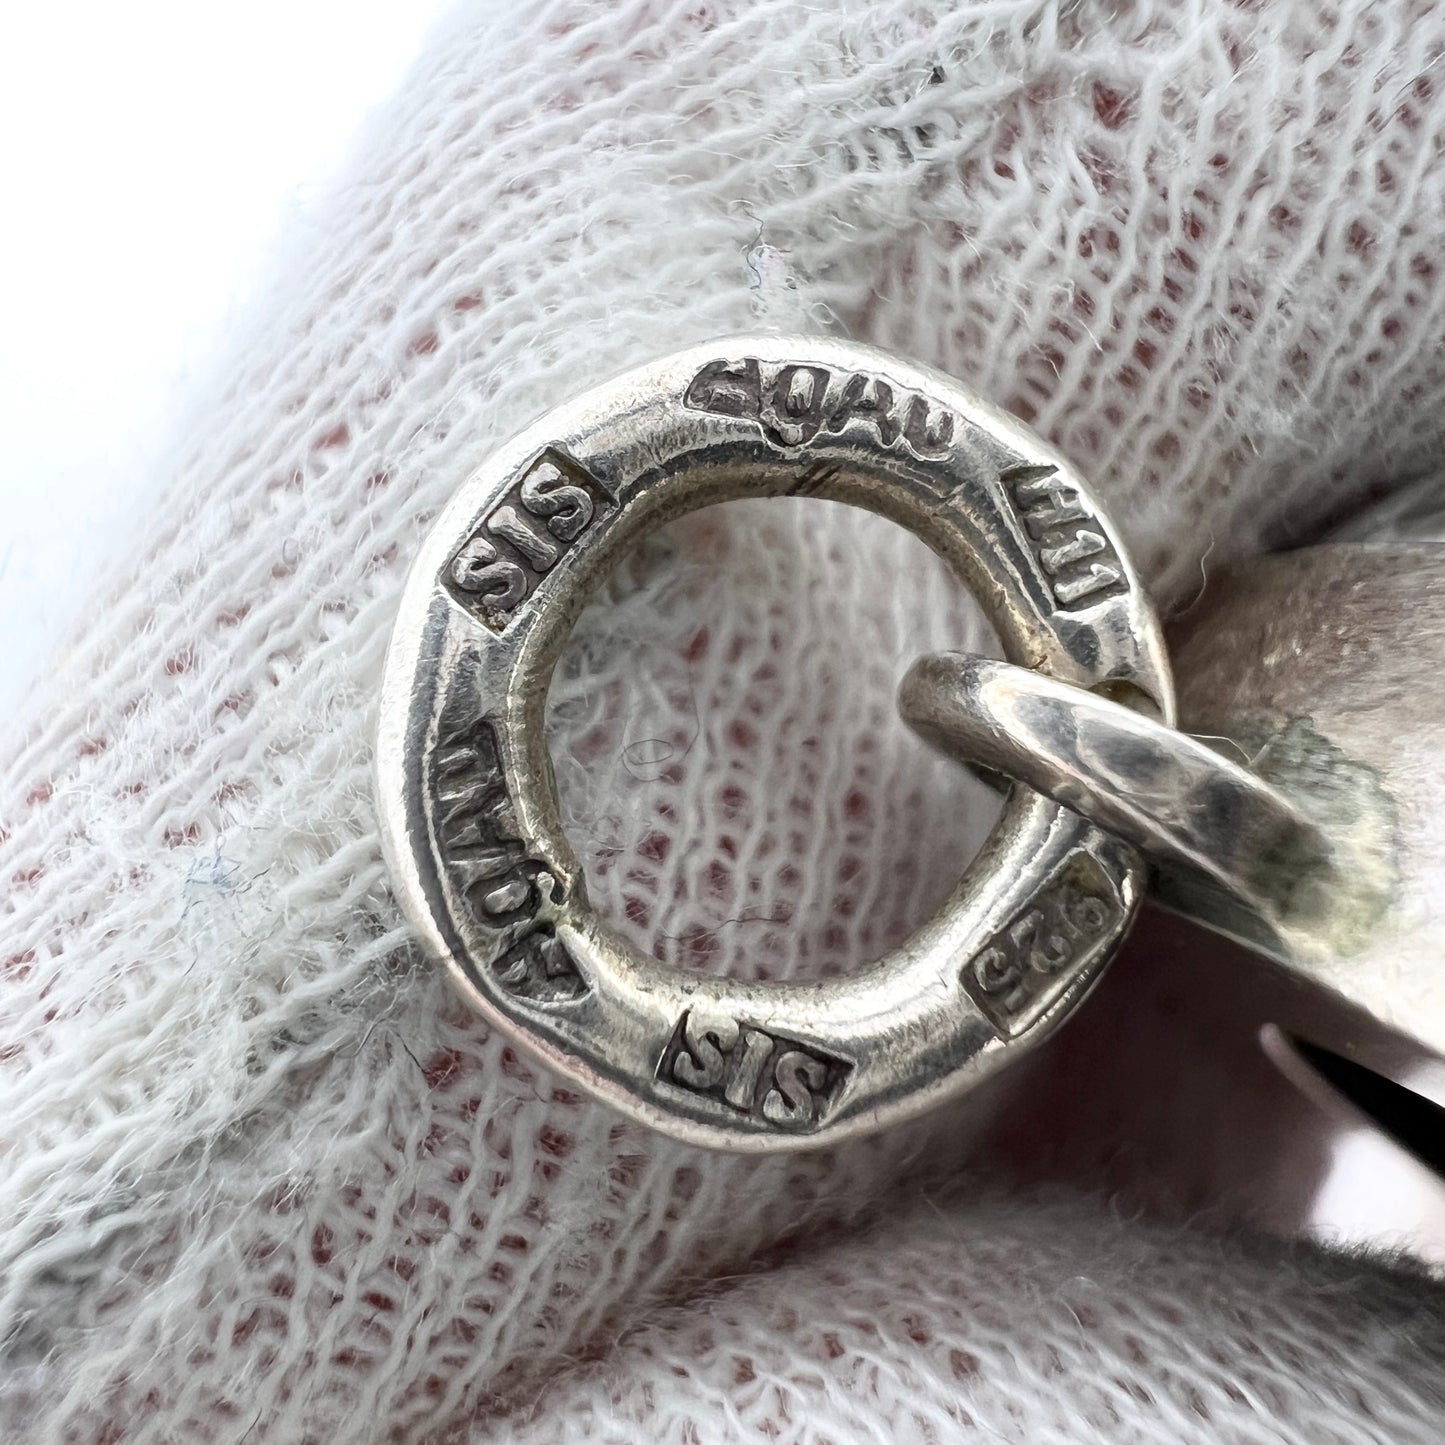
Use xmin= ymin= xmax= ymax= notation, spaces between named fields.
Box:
xmin=376 ymin=335 xmax=1172 ymax=1149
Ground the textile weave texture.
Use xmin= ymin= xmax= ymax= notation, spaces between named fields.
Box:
xmin=3 ymin=0 xmax=1445 ymax=1440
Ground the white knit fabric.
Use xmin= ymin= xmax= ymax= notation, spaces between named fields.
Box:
xmin=3 ymin=0 xmax=1445 ymax=1440
xmin=487 ymin=1191 xmax=1445 ymax=1445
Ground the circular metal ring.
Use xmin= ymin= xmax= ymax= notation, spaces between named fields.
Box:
xmin=377 ymin=335 xmax=1174 ymax=1150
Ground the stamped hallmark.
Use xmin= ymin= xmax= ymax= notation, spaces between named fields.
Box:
xmin=1003 ymin=464 xmax=1127 ymax=611
xmin=445 ymin=449 xmax=615 ymax=632
xmin=430 ymin=696 xmax=588 ymax=1004
xmin=685 ymin=356 xmax=955 ymax=457
xmin=962 ymin=852 xmax=1120 ymax=1037
xmin=492 ymin=927 xmax=588 ymax=1004
xmin=659 ymin=1011 xmax=851 ymax=1129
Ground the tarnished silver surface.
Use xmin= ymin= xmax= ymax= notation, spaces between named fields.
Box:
xmin=376 ymin=335 xmax=1173 ymax=1150
xmin=902 ymin=545 xmax=1445 ymax=1085
xmin=1169 ymin=544 xmax=1445 ymax=1100
xmin=902 ymin=540 xmax=1445 ymax=1233
xmin=897 ymin=650 xmax=1389 ymax=988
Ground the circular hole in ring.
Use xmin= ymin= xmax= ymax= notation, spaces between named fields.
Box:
xmin=543 ymin=496 xmax=1004 ymax=985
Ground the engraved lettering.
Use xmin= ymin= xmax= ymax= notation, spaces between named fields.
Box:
xmin=761 ymin=364 xmax=830 ymax=446
xmin=974 ymin=945 xmax=1020 ymax=999
xmin=901 ymin=393 xmax=954 ymax=458
xmin=672 ymin=1013 xmax=738 ymax=1090
xmin=1038 ymin=528 xmax=1107 ymax=572
xmin=481 ymin=874 xmax=537 ymax=917
xmin=763 ymin=1050 xmax=831 ymax=1125
xmin=429 ymin=679 xmax=588 ymax=1005
xmin=435 ymin=774 xmax=513 ymax=855
xmin=492 ymin=927 xmax=589 ymax=1004
xmin=477 ymin=863 xmax=558 ymax=926
xmin=1065 ymin=889 xmax=1110 ymax=933
xmin=684 ymin=357 xmax=956 ymax=461
xmin=520 ymin=460 xmax=595 ymax=541
xmin=826 ymin=372 xmax=899 ymax=446
xmin=1053 ymin=561 xmax=1126 ymax=605
xmin=445 ymin=845 xmax=511 ymax=885
xmin=488 ymin=504 xmax=560 ymax=571
xmin=444 ymin=449 xmax=615 ymax=632
xmin=660 ymin=1011 xmax=851 ymax=1130
xmin=450 ymin=534 xmax=527 ymax=612
xmin=1027 ymin=916 xmax=1073 ymax=974
xmin=724 ymin=1027 xmax=776 ymax=1110
xmin=1003 ymin=465 xmax=1128 ymax=612
xmin=683 ymin=357 xmax=763 ymax=419
xmin=962 ymin=853 xmax=1122 ymax=1038
xmin=1013 ymin=471 xmax=1090 ymax=536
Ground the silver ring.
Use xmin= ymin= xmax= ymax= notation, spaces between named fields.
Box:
xmin=376 ymin=335 xmax=1174 ymax=1150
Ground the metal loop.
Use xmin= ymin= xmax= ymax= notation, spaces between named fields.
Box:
xmin=377 ymin=335 xmax=1172 ymax=1149
xmin=897 ymin=651 xmax=1367 ymax=970
xmin=901 ymin=545 xmax=1445 ymax=1193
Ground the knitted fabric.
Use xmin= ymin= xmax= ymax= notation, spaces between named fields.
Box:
xmin=486 ymin=1191 xmax=1445 ymax=1445
xmin=3 ymin=0 xmax=1445 ymax=1440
